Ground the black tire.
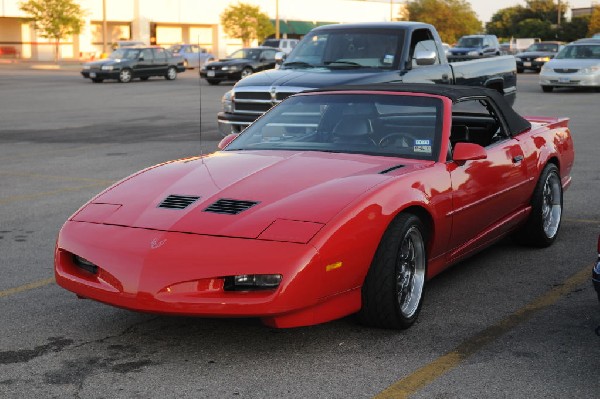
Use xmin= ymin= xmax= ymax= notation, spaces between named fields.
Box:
xmin=206 ymin=79 xmax=220 ymax=85
xmin=358 ymin=213 xmax=427 ymax=329
xmin=118 ymin=68 xmax=133 ymax=83
xmin=140 ymin=76 xmax=149 ymax=81
xmin=240 ymin=67 xmax=253 ymax=79
xmin=542 ymin=85 xmax=553 ymax=93
xmin=165 ymin=66 xmax=177 ymax=80
xmin=91 ymin=78 xmax=103 ymax=83
xmin=517 ymin=67 xmax=524 ymax=73
xmin=513 ymin=163 xmax=562 ymax=247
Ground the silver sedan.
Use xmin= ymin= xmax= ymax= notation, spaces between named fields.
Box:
xmin=539 ymin=38 xmax=600 ymax=92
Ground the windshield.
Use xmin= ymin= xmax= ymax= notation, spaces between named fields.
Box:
xmin=225 ymin=93 xmax=443 ymax=161
xmin=526 ymin=43 xmax=559 ymax=52
xmin=283 ymin=28 xmax=404 ymax=69
xmin=555 ymin=44 xmax=600 ymax=59
xmin=109 ymin=49 xmax=141 ymax=60
xmin=456 ymin=37 xmax=483 ymax=48
xmin=228 ymin=49 xmax=262 ymax=60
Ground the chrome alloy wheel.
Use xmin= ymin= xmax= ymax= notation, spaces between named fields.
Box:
xmin=396 ymin=226 xmax=426 ymax=318
xmin=542 ymin=171 xmax=562 ymax=238
xmin=167 ymin=67 xmax=177 ymax=80
xmin=119 ymin=69 xmax=132 ymax=83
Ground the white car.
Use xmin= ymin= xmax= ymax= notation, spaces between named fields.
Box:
xmin=539 ymin=38 xmax=600 ymax=92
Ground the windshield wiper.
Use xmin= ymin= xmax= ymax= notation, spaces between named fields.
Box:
xmin=323 ymin=60 xmax=364 ymax=68
xmin=282 ymin=61 xmax=315 ymax=69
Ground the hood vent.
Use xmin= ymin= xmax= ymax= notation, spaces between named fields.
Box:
xmin=379 ymin=164 xmax=404 ymax=174
xmin=203 ymin=198 xmax=259 ymax=215
xmin=158 ymin=194 xmax=200 ymax=210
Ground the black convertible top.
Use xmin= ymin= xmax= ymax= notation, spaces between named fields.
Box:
xmin=309 ymin=83 xmax=531 ymax=136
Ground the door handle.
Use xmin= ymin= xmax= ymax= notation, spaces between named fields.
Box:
xmin=512 ymin=155 xmax=524 ymax=163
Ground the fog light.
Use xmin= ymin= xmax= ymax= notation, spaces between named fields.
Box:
xmin=72 ymin=254 xmax=98 ymax=274
xmin=224 ymin=274 xmax=282 ymax=291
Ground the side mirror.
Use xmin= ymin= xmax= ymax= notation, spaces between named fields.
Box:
xmin=218 ymin=133 xmax=238 ymax=150
xmin=414 ymin=50 xmax=436 ymax=66
xmin=275 ymin=51 xmax=286 ymax=64
xmin=139 ymin=57 xmax=145 ymax=61
xmin=452 ymin=142 xmax=487 ymax=162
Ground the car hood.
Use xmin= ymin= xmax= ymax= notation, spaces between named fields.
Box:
xmin=73 ymin=151 xmax=423 ymax=240
xmin=516 ymin=51 xmax=555 ymax=58
xmin=449 ymin=47 xmax=481 ymax=53
xmin=234 ymin=67 xmax=400 ymax=89
xmin=210 ymin=59 xmax=250 ymax=66
xmin=545 ymin=59 xmax=600 ymax=69
xmin=83 ymin=59 xmax=125 ymax=68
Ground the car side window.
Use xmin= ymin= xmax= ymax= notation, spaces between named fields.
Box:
xmin=263 ymin=50 xmax=276 ymax=61
xmin=450 ymin=98 xmax=508 ymax=151
xmin=153 ymin=48 xmax=167 ymax=61
xmin=141 ymin=49 xmax=153 ymax=60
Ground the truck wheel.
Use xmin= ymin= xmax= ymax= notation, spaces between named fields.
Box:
xmin=358 ymin=213 xmax=427 ymax=329
xmin=165 ymin=66 xmax=177 ymax=80
xmin=118 ymin=68 xmax=133 ymax=83
xmin=541 ymin=86 xmax=553 ymax=93
xmin=513 ymin=163 xmax=562 ymax=247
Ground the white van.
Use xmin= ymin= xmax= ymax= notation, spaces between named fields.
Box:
xmin=262 ymin=38 xmax=299 ymax=54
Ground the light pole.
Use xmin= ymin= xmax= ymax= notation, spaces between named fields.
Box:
xmin=275 ymin=0 xmax=280 ymax=39
xmin=102 ymin=0 xmax=107 ymax=55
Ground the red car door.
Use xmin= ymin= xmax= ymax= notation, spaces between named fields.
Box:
xmin=447 ymin=103 xmax=531 ymax=260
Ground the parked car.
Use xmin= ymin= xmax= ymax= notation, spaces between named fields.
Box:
xmin=262 ymin=38 xmax=299 ymax=54
xmin=54 ymin=84 xmax=574 ymax=330
xmin=200 ymin=46 xmax=279 ymax=85
xmin=594 ymin=234 xmax=600 ymax=302
xmin=447 ymin=34 xmax=501 ymax=61
xmin=168 ymin=44 xmax=215 ymax=68
xmin=539 ymin=38 xmax=600 ymax=92
xmin=81 ymin=46 xmax=185 ymax=83
xmin=516 ymin=41 xmax=563 ymax=73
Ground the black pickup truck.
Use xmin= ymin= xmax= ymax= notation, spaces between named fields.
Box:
xmin=217 ymin=22 xmax=517 ymax=136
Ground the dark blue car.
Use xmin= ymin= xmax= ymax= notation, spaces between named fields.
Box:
xmin=447 ymin=35 xmax=501 ymax=61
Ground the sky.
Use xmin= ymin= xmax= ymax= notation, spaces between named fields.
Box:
xmin=467 ymin=0 xmax=596 ymax=23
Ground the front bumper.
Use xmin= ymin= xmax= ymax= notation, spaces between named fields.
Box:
xmin=81 ymin=70 xmax=119 ymax=80
xmin=200 ymin=69 xmax=243 ymax=81
xmin=217 ymin=112 xmax=258 ymax=136
xmin=54 ymin=221 xmax=358 ymax=327
xmin=517 ymin=60 xmax=546 ymax=71
xmin=540 ymin=71 xmax=600 ymax=88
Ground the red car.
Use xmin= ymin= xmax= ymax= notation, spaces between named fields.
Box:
xmin=55 ymin=84 xmax=574 ymax=329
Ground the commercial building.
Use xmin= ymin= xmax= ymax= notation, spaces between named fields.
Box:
xmin=0 ymin=0 xmax=407 ymax=61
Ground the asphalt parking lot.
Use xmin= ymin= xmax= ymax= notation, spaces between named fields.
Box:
xmin=0 ymin=66 xmax=599 ymax=398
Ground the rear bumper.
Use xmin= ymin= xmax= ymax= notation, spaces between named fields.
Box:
xmin=54 ymin=221 xmax=359 ymax=327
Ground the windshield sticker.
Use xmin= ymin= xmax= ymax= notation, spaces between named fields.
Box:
xmin=383 ymin=54 xmax=394 ymax=64
xmin=414 ymin=140 xmax=432 ymax=153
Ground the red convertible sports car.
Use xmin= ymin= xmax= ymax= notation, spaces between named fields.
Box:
xmin=55 ymin=84 xmax=574 ymax=329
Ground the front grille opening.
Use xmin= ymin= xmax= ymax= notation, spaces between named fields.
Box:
xmin=158 ymin=194 xmax=200 ymax=210
xmin=203 ymin=198 xmax=259 ymax=215
xmin=72 ymin=254 xmax=99 ymax=274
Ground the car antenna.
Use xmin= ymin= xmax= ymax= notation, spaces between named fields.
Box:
xmin=198 ymin=36 xmax=204 ymax=162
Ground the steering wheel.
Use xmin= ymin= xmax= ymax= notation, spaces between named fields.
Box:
xmin=378 ymin=132 xmax=418 ymax=148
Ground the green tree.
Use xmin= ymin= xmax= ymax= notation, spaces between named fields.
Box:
xmin=220 ymin=2 xmax=274 ymax=47
xmin=486 ymin=1 xmax=568 ymax=40
xmin=562 ymin=15 xmax=591 ymax=42
xmin=406 ymin=0 xmax=482 ymax=44
xmin=19 ymin=0 xmax=86 ymax=62
xmin=589 ymin=6 xmax=600 ymax=36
